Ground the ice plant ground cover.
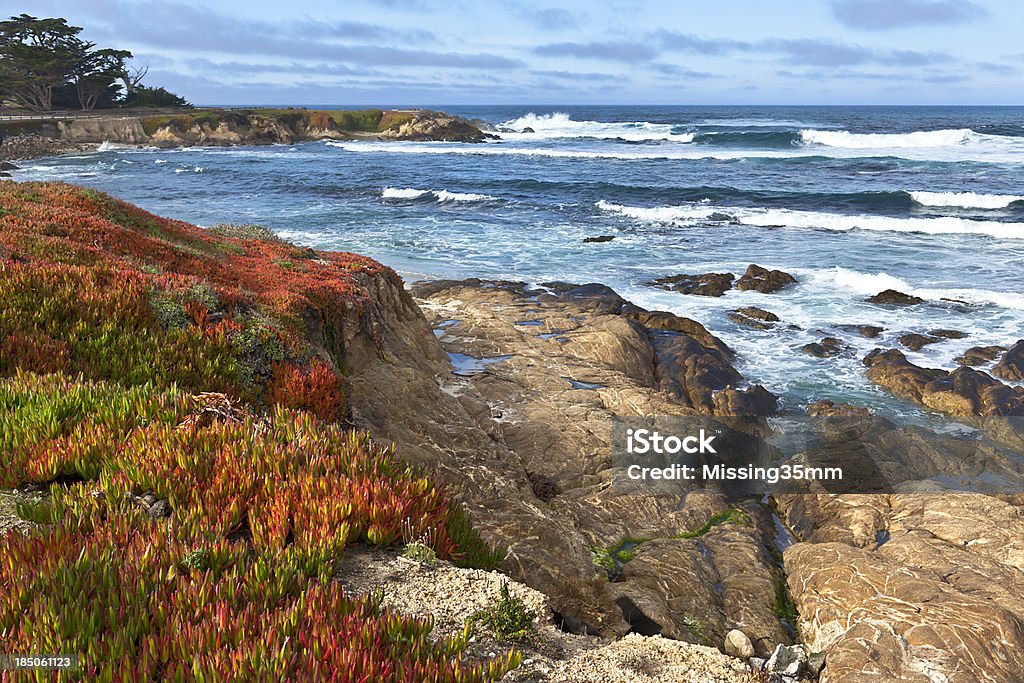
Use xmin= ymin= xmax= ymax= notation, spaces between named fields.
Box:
xmin=0 ymin=181 xmax=515 ymax=681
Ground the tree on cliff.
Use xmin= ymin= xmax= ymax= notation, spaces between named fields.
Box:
xmin=0 ymin=14 xmax=87 ymax=111
xmin=73 ymin=48 xmax=132 ymax=111
xmin=0 ymin=14 xmax=189 ymax=111
xmin=124 ymin=85 xmax=190 ymax=108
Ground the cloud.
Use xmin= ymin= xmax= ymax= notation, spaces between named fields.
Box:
xmin=533 ymin=41 xmax=657 ymax=63
xmin=830 ymin=0 xmax=988 ymax=30
xmin=69 ymin=1 xmax=520 ymax=69
xmin=650 ymin=63 xmax=714 ymax=78
xmin=184 ymin=59 xmax=371 ymax=77
xmin=530 ymin=69 xmax=620 ymax=81
xmin=975 ymin=61 xmax=1017 ymax=75
xmin=655 ymin=31 xmax=751 ymax=55
xmin=517 ymin=7 xmax=581 ymax=30
xmin=922 ymin=73 xmax=969 ymax=82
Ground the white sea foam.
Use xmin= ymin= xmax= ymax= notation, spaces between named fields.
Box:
xmin=434 ymin=190 xmax=494 ymax=202
xmin=382 ymin=187 xmax=429 ymax=199
xmin=816 ymin=267 xmax=1024 ymax=310
xmin=800 ymin=128 xmax=975 ymax=148
xmin=381 ymin=187 xmax=495 ymax=203
xmin=326 ymin=139 xmax=1024 ymax=164
xmin=597 ymin=200 xmax=1024 ymax=240
xmin=595 ymin=200 xmax=718 ymax=223
xmin=499 ymin=112 xmax=694 ymax=142
xmin=909 ymin=191 xmax=1024 ymax=209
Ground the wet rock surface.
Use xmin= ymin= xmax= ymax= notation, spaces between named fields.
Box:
xmin=866 ymin=289 xmax=924 ymax=305
xmin=863 ymin=348 xmax=1024 ymax=419
xmin=956 ymin=344 xmax=1007 ymax=366
xmin=729 ymin=307 xmax=780 ymax=330
xmin=650 ymin=272 xmax=735 ymax=297
xmin=735 ymin=264 xmax=797 ymax=294
xmin=898 ymin=332 xmax=942 ymax=352
xmin=993 ymin=340 xmax=1024 ymax=381
xmin=836 ymin=324 xmax=884 ymax=339
xmin=805 ymin=400 xmax=870 ymax=418
xmin=801 ymin=338 xmax=846 ymax=358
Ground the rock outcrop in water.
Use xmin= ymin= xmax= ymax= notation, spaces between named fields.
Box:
xmin=866 ymin=289 xmax=924 ymax=305
xmin=735 ymin=264 xmax=797 ymax=293
xmin=651 ymin=264 xmax=798 ymax=298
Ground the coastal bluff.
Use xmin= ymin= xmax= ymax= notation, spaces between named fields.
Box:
xmin=0 ymin=108 xmax=488 ymax=157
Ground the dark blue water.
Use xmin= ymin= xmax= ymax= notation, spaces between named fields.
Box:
xmin=14 ymin=105 xmax=1024 ymax=416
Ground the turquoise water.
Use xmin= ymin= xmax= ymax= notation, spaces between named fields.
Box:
xmin=13 ymin=105 xmax=1024 ymax=416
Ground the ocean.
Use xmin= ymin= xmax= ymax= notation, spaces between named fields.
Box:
xmin=13 ymin=105 xmax=1024 ymax=417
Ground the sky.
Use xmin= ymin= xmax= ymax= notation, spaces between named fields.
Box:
xmin=22 ymin=0 xmax=1024 ymax=105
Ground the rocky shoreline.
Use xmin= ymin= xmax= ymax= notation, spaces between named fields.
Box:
xmin=0 ymin=108 xmax=488 ymax=162
xmin=3 ymin=179 xmax=1024 ymax=680
xmin=329 ymin=272 xmax=1024 ymax=682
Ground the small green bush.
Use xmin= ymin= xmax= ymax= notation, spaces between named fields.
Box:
xmin=470 ymin=582 xmax=536 ymax=642
xmin=402 ymin=541 xmax=438 ymax=565
xmin=181 ymin=548 xmax=212 ymax=572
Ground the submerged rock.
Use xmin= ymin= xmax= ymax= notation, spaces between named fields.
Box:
xmin=734 ymin=264 xmax=797 ymax=294
xmin=866 ymin=289 xmax=924 ymax=305
xmin=583 ymin=235 xmax=616 ymax=243
xmin=802 ymin=337 xmax=845 ymax=358
xmin=650 ymin=272 xmax=735 ymax=297
xmin=929 ymin=328 xmax=968 ymax=339
xmin=728 ymin=307 xmax=780 ymax=330
xmin=806 ymin=400 xmax=870 ymax=418
xmin=837 ymin=323 xmax=885 ymax=338
xmin=898 ymin=332 xmax=941 ymax=352
xmin=956 ymin=345 xmax=1007 ymax=366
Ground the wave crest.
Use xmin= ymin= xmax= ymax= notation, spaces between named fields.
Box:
xmin=381 ymin=187 xmax=495 ymax=203
xmin=597 ymin=200 xmax=1024 ymax=240
xmin=500 ymin=112 xmax=694 ymax=142
xmin=909 ymin=191 xmax=1024 ymax=209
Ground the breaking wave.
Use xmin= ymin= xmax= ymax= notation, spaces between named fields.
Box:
xmin=381 ymin=187 xmax=496 ymax=203
xmin=597 ymin=200 xmax=1024 ymax=240
xmin=499 ymin=112 xmax=694 ymax=142
xmin=909 ymin=191 xmax=1024 ymax=209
